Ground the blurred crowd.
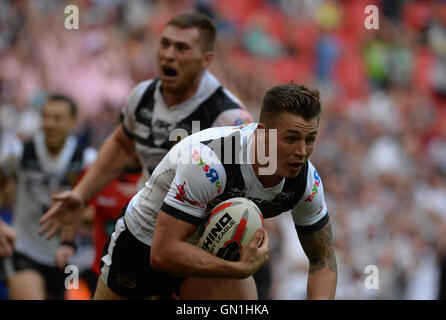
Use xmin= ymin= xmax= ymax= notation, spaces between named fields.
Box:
xmin=1 ymin=0 xmax=446 ymax=299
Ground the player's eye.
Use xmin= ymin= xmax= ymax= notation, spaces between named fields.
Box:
xmin=286 ymin=136 xmax=299 ymax=143
xmin=305 ymin=136 xmax=316 ymax=144
xmin=175 ymin=43 xmax=189 ymax=51
xmin=160 ymin=38 xmax=170 ymax=48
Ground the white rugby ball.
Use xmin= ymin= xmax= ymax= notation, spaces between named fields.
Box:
xmin=196 ymin=197 xmax=264 ymax=261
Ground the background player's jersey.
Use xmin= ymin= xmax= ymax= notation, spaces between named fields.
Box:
xmin=120 ymin=71 xmax=252 ymax=183
xmin=11 ymin=133 xmax=96 ymax=266
xmin=123 ymin=123 xmax=328 ymax=247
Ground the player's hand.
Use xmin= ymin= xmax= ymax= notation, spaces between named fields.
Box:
xmin=55 ymin=245 xmax=75 ymax=270
xmin=237 ymin=228 xmax=269 ymax=278
xmin=39 ymin=191 xmax=84 ymax=240
xmin=0 ymin=221 xmax=16 ymax=258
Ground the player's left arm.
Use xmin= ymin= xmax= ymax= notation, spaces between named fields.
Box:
xmin=292 ymin=163 xmax=337 ymax=299
xmin=296 ymin=220 xmax=337 ymax=299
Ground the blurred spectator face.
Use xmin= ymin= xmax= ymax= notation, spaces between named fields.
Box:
xmin=157 ymin=25 xmax=213 ymax=93
xmin=42 ymin=100 xmax=75 ymax=153
xmin=269 ymin=112 xmax=319 ymax=179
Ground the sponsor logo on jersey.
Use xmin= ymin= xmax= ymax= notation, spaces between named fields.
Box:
xmin=192 ymin=150 xmax=222 ymax=193
xmin=305 ymin=169 xmax=321 ymax=202
xmin=174 ymin=181 xmax=204 ymax=208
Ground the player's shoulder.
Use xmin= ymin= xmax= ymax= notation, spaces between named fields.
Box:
xmin=125 ymin=79 xmax=157 ymax=111
xmin=290 ymin=159 xmax=327 ymax=228
xmin=166 ymin=124 xmax=257 ymax=183
xmin=160 ymin=134 xmax=228 ymax=207
xmin=20 ymin=135 xmax=40 ymax=159
xmin=0 ymin=131 xmax=23 ymax=168
xmin=65 ymin=136 xmax=97 ymax=168
xmin=203 ymin=72 xmax=244 ymax=108
xmin=307 ymin=160 xmax=322 ymax=182
xmin=221 ymin=87 xmax=245 ymax=108
xmin=209 ymin=86 xmax=244 ymax=110
xmin=167 ymin=127 xmax=229 ymax=169
xmin=178 ymin=123 xmax=256 ymax=150
xmin=301 ymin=160 xmax=324 ymax=203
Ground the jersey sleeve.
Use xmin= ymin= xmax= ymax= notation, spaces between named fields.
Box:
xmin=161 ymin=144 xmax=227 ymax=225
xmin=120 ymin=80 xmax=153 ymax=138
xmin=291 ymin=162 xmax=329 ymax=234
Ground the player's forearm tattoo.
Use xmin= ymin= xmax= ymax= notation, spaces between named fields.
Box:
xmin=298 ymin=221 xmax=337 ymax=275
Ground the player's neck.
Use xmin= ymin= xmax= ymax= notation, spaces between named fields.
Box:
xmin=251 ymin=163 xmax=283 ymax=188
xmin=252 ymin=147 xmax=283 ymax=188
xmin=46 ymin=143 xmax=64 ymax=156
xmin=161 ymin=75 xmax=202 ymax=107
xmin=45 ymin=137 xmax=67 ymax=156
xmin=249 ymin=127 xmax=281 ymax=187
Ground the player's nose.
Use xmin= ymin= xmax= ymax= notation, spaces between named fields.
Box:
xmin=293 ymin=139 xmax=307 ymax=157
xmin=162 ymin=45 xmax=175 ymax=60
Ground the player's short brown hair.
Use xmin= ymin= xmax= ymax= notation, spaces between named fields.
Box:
xmin=259 ymin=83 xmax=321 ymax=126
xmin=166 ymin=13 xmax=216 ymax=52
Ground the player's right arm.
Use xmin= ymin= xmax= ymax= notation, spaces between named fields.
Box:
xmin=151 ymin=211 xmax=268 ymax=279
xmin=68 ymin=124 xmax=135 ymax=205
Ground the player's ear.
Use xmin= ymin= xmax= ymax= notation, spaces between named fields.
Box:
xmin=202 ymin=51 xmax=214 ymax=69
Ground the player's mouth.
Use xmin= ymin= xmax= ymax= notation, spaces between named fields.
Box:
xmin=44 ymin=130 xmax=58 ymax=138
xmin=161 ymin=66 xmax=179 ymax=80
xmin=289 ymin=162 xmax=304 ymax=171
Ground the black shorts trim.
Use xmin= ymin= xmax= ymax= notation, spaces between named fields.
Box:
xmin=295 ymin=213 xmax=330 ymax=234
xmin=161 ymin=202 xmax=202 ymax=226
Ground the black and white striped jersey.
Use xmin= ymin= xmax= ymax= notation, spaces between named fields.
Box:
xmin=7 ymin=133 xmax=96 ymax=266
xmin=123 ymin=123 xmax=328 ymax=247
xmin=120 ymin=71 xmax=252 ymax=180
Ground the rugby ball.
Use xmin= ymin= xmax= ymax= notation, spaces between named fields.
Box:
xmin=196 ymin=197 xmax=264 ymax=261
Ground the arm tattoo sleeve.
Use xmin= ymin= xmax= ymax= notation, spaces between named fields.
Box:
xmin=297 ymin=221 xmax=337 ymax=275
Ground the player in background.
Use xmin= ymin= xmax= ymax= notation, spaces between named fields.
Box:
xmin=40 ymin=11 xmax=252 ymax=246
xmin=0 ymin=95 xmax=96 ymax=299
